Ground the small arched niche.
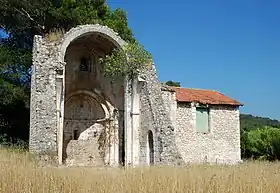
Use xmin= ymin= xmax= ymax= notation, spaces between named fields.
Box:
xmin=147 ymin=130 xmax=155 ymax=165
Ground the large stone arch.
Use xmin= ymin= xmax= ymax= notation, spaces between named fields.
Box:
xmin=30 ymin=24 xmax=142 ymax=167
xmin=56 ymin=24 xmax=128 ymax=166
xmin=58 ymin=24 xmax=126 ymax=64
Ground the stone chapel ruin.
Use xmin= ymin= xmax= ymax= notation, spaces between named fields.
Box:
xmin=29 ymin=24 xmax=243 ymax=167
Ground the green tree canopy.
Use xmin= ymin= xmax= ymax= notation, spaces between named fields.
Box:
xmin=240 ymin=114 xmax=280 ymax=131
xmin=241 ymin=127 xmax=280 ymax=161
xmin=165 ymin=80 xmax=181 ymax=87
xmin=240 ymin=114 xmax=280 ymax=159
xmin=0 ymin=0 xmax=136 ymax=42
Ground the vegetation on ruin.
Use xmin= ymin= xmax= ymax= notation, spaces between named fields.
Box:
xmin=100 ymin=43 xmax=152 ymax=80
xmin=44 ymin=28 xmax=66 ymax=42
xmin=1 ymin=148 xmax=280 ymax=193
xmin=165 ymin=80 xmax=181 ymax=87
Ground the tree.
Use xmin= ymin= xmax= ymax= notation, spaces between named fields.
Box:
xmin=242 ymin=127 xmax=280 ymax=161
xmin=240 ymin=114 xmax=280 ymax=160
xmin=240 ymin=114 xmax=280 ymax=131
xmin=165 ymin=80 xmax=181 ymax=87
xmin=0 ymin=0 xmax=138 ymax=146
xmin=101 ymin=43 xmax=152 ymax=81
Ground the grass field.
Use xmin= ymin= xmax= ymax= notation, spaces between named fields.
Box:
xmin=1 ymin=148 xmax=280 ymax=193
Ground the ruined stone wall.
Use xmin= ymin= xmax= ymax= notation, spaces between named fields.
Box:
xmin=30 ymin=25 xmax=126 ymax=166
xmin=139 ymin=66 xmax=183 ymax=165
xmin=161 ymin=90 xmax=177 ymax=128
xmin=29 ymin=36 xmax=62 ymax=155
xmin=176 ymin=103 xmax=242 ymax=164
xmin=65 ymin=123 xmax=107 ymax=166
xmin=139 ymin=86 xmax=155 ymax=164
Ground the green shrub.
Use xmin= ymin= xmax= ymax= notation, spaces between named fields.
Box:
xmin=242 ymin=127 xmax=280 ymax=161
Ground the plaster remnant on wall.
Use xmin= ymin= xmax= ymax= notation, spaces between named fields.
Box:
xmin=65 ymin=123 xmax=106 ymax=166
xmin=78 ymin=123 xmax=104 ymax=140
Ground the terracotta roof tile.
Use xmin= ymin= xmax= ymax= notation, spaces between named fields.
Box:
xmin=173 ymin=87 xmax=243 ymax=106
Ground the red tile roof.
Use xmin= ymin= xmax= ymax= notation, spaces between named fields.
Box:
xmin=173 ymin=87 xmax=243 ymax=106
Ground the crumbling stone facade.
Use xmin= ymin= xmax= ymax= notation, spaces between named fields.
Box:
xmin=30 ymin=24 xmax=242 ymax=167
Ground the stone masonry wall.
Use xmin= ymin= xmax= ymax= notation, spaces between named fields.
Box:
xmin=176 ymin=103 xmax=242 ymax=164
xmin=161 ymin=90 xmax=172 ymax=120
xmin=64 ymin=123 xmax=106 ymax=166
xmin=139 ymin=66 xmax=184 ymax=165
xmin=161 ymin=90 xmax=177 ymax=128
xmin=29 ymin=36 xmax=63 ymax=155
xmin=139 ymin=84 xmax=158 ymax=165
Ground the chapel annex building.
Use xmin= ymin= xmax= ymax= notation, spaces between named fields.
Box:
xmin=29 ymin=24 xmax=243 ymax=167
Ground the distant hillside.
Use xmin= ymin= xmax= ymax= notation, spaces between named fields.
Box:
xmin=240 ymin=114 xmax=280 ymax=131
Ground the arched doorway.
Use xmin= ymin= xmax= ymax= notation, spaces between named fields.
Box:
xmin=147 ymin=130 xmax=154 ymax=165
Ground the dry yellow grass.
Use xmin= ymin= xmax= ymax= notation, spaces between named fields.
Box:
xmin=1 ymin=148 xmax=280 ymax=193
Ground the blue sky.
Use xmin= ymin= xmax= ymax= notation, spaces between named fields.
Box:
xmin=0 ymin=1 xmax=279 ymax=120
xmin=108 ymin=0 xmax=280 ymax=120
xmin=0 ymin=30 xmax=8 ymax=38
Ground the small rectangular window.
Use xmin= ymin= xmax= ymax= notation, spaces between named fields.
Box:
xmin=196 ymin=107 xmax=210 ymax=133
xmin=73 ymin=129 xmax=78 ymax=140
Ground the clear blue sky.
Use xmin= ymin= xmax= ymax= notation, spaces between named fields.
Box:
xmin=0 ymin=1 xmax=279 ymax=120
xmin=108 ymin=0 xmax=280 ymax=120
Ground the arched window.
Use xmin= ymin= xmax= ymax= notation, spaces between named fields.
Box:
xmin=79 ymin=57 xmax=89 ymax=71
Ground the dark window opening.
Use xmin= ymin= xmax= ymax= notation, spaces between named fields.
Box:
xmin=148 ymin=130 xmax=154 ymax=165
xmin=80 ymin=57 xmax=89 ymax=71
xmin=119 ymin=119 xmax=125 ymax=166
xmin=73 ymin=129 xmax=78 ymax=140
